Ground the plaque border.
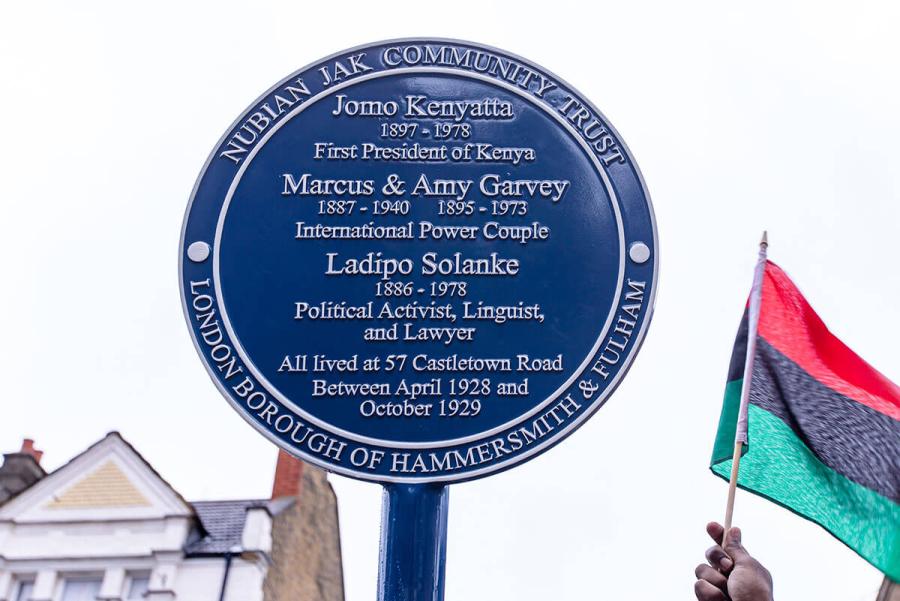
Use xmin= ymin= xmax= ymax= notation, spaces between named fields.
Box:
xmin=179 ymin=38 xmax=659 ymax=483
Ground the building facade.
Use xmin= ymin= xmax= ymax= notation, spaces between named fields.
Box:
xmin=0 ymin=434 xmax=343 ymax=601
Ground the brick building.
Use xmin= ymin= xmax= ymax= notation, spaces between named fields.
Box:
xmin=0 ymin=434 xmax=343 ymax=601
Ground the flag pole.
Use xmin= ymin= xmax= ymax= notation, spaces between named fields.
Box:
xmin=723 ymin=231 xmax=768 ymax=546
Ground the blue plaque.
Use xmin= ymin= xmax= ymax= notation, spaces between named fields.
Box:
xmin=180 ymin=39 xmax=657 ymax=483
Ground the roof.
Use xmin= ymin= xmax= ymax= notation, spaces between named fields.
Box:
xmin=185 ymin=499 xmax=288 ymax=555
xmin=0 ymin=433 xmax=292 ymax=557
xmin=0 ymin=432 xmax=194 ymax=515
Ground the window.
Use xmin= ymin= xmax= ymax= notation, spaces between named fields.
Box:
xmin=14 ymin=581 xmax=34 ymax=601
xmin=61 ymin=578 xmax=102 ymax=601
xmin=126 ymin=575 xmax=150 ymax=600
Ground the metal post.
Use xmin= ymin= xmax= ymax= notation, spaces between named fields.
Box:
xmin=377 ymin=484 xmax=449 ymax=601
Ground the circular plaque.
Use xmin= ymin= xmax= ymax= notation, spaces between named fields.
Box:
xmin=180 ymin=39 xmax=657 ymax=483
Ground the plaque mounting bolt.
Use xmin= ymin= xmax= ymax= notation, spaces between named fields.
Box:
xmin=629 ymin=242 xmax=651 ymax=264
xmin=187 ymin=241 xmax=211 ymax=263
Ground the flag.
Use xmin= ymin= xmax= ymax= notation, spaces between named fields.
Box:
xmin=711 ymin=260 xmax=900 ymax=579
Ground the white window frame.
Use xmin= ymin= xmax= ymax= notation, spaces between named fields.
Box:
xmin=122 ymin=572 xmax=150 ymax=601
xmin=11 ymin=577 xmax=36 ymax=601
xmin=57 ymin=573 xmax=104 ymax=601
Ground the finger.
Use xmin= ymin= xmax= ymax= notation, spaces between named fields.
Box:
xmin=694 ymin=579 xmax=728 ymax=601
xmin=724 ymin=527 xmax=751 ymax=562
xmin=706 ymin=522 xmax=725 ymax=545
xmin=694 ymin=564 xmax=728 ymax=591
xmin=705 ymin=545 xmax=734 ymax=572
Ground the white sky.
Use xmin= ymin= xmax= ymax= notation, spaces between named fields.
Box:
xmin=2 ymin=2 xmax=898 ymax=600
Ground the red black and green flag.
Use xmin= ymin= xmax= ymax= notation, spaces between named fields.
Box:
xmin=711 ymin=260 xmax=900 ymax=579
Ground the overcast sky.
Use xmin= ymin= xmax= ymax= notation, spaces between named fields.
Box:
xmin=2 ymin=2 xmax=898 ymax=600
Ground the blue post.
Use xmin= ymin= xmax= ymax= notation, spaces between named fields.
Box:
xmin=377 ymin=484 xmax=449 ymax=601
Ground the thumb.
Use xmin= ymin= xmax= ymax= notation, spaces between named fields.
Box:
xmin=724 ymin=527 xmax=752 ymax=563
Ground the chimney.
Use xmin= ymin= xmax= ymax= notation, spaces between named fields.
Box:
xmin=0 ymin=438 xmax=46 ymax=503
xmin=271 ymin=450 xmax=304 ymax=498
xmin=21 ymin=439 xmax=43 ymax=463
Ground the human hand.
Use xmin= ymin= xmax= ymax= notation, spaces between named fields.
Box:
xmin=694 ymin=522 xmax=773 ymax=601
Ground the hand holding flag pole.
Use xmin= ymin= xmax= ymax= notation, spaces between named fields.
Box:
xmin=711 ymin=239 xmax=899 ymax=578
xmin=722 ymin=231 xmax=768 ymax=546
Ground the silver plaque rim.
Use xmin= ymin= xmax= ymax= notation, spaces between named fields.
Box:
xmin=179 ymin=38 xmax=659 ymax=483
